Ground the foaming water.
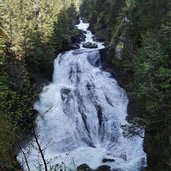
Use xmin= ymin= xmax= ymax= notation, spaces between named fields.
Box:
xmin=18 ymin=19 xmax=146 ymax=171
xmin=76 ymin=18 xmax=105 ymax=49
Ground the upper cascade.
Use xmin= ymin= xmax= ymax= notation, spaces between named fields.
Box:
xmin=76 ymin=18 xmax=105 ymax=49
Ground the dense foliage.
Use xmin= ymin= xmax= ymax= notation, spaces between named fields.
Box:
xmin=81 ymin=0 xmax=171 ymax=170
xmin=0 ymin=0 xmax=80 ymax=170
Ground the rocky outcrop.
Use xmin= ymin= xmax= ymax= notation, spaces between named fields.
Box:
xmin=62 ymin=43 xmax=80 ymax=51
xmin=83 ymin=42 xmax=98 ymax=48
xmin=92 ymin=33 xmax=106 ymax=42
xmin=71 ymin=29 xmax=86 ymax=44
xmin=80 ymin=30 xmax=87 ymax=42
xmin=81 ymin=17 xmax=88 ymax=23
xmin=71 ymin=43 xmax=80 ymax=49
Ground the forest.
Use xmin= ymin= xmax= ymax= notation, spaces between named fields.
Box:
xmin=0 ymin=0 xmax=171 ymax=171
xmin=0 ymin=0 xmax=80 ymax=170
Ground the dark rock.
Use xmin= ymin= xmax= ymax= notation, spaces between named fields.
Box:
xmin=61 ymin=43 xmax=80 ymax=51
xmin=77 ymin=164 xmax=93 ymax=171
xmin=77 ymin=164 xmax=113 ymax=171
xmin=80 ymin=30 xmax=86 ymax=42
xmin=92 ymin=36 xmax=96 ymax=41
xmin=70 ymin=43 xmax=80 ymax=49
xmin=74 ymin=15 xmax=80 ymax=25
xmin=80 ymin=38 xmax=84 ymax=42
xmin=72 ymin=27 xmax=87 ymax=43
xmin=92 ymin=35 xmax=105 ymax=42
xmin=102 ymin=158 xmax=115 ymax=163
xmin=92 ymin=35 xmax=106 ymax=44
xmin=61 ymin=88 xmax=71 ymax=95
xmin=94 ymin=32 xmax=106 ymax=42
xmin=81 ymin=34 xmax=86 ymax=40
xmin=74 ymin=30 xmax=86 ymax=42
xmin=81 ymin=17 xmax=88 ymax=23
xmin=83 ymin=42 xmax=92 ymax=48
xmin=80 ymin=37 xmax=86 ymax=42
xmin=83 ymin=42 xmax=98 ymax=49
xmin=91 ymin=43 xmax=98 ymax=49
xmin=71 ymin=31 xmax=81 ymax=43
xmin=82 ymin=30 xmax=87 ymax=34
xmin=97 ymin=165 xmax=111 ymax=171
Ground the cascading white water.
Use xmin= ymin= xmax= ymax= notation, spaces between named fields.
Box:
xmin=18 ymin=19 xmax=146 ymax=171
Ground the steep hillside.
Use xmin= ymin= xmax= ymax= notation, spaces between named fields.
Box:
xmin=0 ymin=0 xmax=80 ymax=170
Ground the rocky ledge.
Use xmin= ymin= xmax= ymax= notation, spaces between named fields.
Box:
xmin=83 ymin=42 xmax=98 ymax=48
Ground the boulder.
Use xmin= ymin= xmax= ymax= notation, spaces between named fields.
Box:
xmin=81 ymin=17 xmax=88 ymax=23
xmin=97 ymin=165 xmax=111 ymax=171
xmin=83 ymin=42 xmax=98 ymax=49
xmin=77 ymin=164 xmax=93 ymax=171
xmin=81 ymin=30 xmax=87 ymax=34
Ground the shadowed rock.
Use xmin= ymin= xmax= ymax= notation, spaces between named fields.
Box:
xmin=83 ymin=42 xmax=98 ymax=49
xmin=77 ymin=164 xmax=93 ymax=171
xmin=70 ymin=43 xmax=80 ymax=49
xmin=102 ymin=158 xmax=115 ymax=163
xmin=77 ymin=164 xmax=112 ymax=171
xmin=97 ymin=165 xmax=111 ymax=171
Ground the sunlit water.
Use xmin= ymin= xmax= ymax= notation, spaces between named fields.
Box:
xmin=18 ymin=19 xmax=146 ymax=171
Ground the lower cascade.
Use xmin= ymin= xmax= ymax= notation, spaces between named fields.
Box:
xmin=18 ymin=19 xmax=147 ymax=171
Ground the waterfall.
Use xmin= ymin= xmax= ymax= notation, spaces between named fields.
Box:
xmin=18 ymin=19 xmax=146 ymax=171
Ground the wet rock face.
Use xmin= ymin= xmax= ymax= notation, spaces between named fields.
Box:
xmin=80 ymin=32 xmax=86 ymax=42
xmin=81 ymin=17 xmax=88 ymax=23
xmin=83 ymin=42 xmax=98 ymax=48
xmin=70 ymin=43 xmax=80 ymax=49
xmin=74 ymin=30 xmax=86 ymax=43
xmin=92 ymin=34 xmax=106 ymax=42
